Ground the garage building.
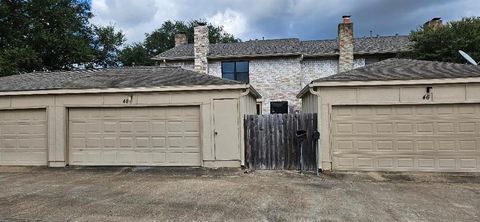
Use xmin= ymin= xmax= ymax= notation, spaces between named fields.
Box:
xmin=299 ymin=59 xmax=480 ymax=172
xmin=0 ymin=66 xmax=259 ymax=167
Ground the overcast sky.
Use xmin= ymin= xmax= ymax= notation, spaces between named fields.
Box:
xmin=90 ymin=0 xmax=480 ymax=44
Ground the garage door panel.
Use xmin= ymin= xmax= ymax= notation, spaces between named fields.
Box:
xmin=334 ymin=154 xmax=480 ymax=172
xmin=460 ymin=158 xmax=478 ymax=169
xmin=0 ymin=109 xmax=48 ymax=166
xmin=332 ymin=104 xmax=480 ymax=172
xmin=69 ymin=106 xmax=201 ymax=166
xmin=378 ymin=158 xmax=394 ymax=168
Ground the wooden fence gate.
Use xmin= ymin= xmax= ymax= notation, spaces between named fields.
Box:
xmin=244 ymin=113 xmax=318 ymax=170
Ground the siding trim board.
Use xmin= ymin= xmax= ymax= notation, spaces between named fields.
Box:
xmin=0 ymin=84 xmax=261 ymax=99
xmin=311 ymin=77 xmax=480 ymax=87
xmin=298 ymin=78 xmax=480 ymax=98
xmin=297 ymin=78 xmax=480 ymax=98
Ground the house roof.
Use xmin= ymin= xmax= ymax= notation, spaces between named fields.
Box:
xmin=0 ymin=66 xmax=244 ymax=92
xmin=297 ymin=58 xmax=480 ymax=98
xmin=153 ymin=35 xmax=411 ymax=60
xmin=301 ymin=36 xmax=411 ymax=57
xmin=313 ymin=58 xmax=480 ymax=82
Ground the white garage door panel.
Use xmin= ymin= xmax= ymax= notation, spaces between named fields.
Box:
xmin=69 ymin=106 xmax=201 ymax=166
xmin=332 ymin=104 xmax=480 ymax=172
xmin=0 ymin=109 xmax=48 ymax=165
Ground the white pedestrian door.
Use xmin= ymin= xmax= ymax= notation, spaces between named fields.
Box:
xmin=213 ymin=99 xmax=239 ymax=160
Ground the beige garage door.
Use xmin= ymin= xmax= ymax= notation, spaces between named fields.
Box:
xmin=68 ymin=106 xmax=201 ymax=166
xmin=332 ymin=104 xmax=480 ymax=172
xmin=0 ymin=109 xmax=47 ymax=165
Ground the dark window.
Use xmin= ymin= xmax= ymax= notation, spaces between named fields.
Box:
xmin=256 ymin=103 xmax=262 ymax=115
xmin=270 ymin=101 xmax=288 ymax=114
xmin=365 ymin=57 xmax=380 ymax=65
xmin=222 ymin=61 xmax=249 ymax=83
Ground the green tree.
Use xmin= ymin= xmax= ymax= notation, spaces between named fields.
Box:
xmin=0 ymin=0 xmax=43 ymax=75
xmin=406 ymin=17 xmax=480 ymax=63
xmin=0 ymin=46 xmax=41 ymax=75
xmin=118 ymin=43 xmax=154 ymax=66
xmin=0 ymin=0 xmax=126 ymax=76
xmin=91 ymin=25 xmax=126 ymax=68
xmin=26 ymin=0 xmax=94 ymax=70
xmin=120 ymin=20 xmax=240 ymax=66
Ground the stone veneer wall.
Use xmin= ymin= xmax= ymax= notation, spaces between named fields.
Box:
xmin=208 ymin=61 xmax=222 ymax=78
xmin=194 ymin=26 xmax=209 ymax=74
xmin=301 ymin=58 xmax=365 ymax=87
xmin=209 ymin=57 xmax=302 ymax=114
xmin=338 ymin=20 xmax=354 ymax=73
xmin=165 ymin=57 xmax=367 ymax=114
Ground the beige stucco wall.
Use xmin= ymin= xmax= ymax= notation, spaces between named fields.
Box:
xmin=0 ymin=89 xmax=257 ymax=168
xmin=302 ymin=82 xmax=480 ymax=171
xmin=239 ymin=94 xmax=258 ymax=165
xmin=301 ymin=91 xmax=318 ymax=114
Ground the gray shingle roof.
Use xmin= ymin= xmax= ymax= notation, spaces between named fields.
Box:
xmin=153 ymin=35 xmax=411 ymax=60
xmin=302 ymin=36 xmax=411 ymax=56
xmin=313 ymin=58 xmax=480 ymax=82
xmin=155 ymin=38 xmax=301 ymax=60
xmin=0 ymin=66 xmax=242 ymax=92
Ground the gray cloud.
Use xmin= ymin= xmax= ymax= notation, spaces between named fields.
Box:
xmin=91 ymin=0 xmax=480 ymax=43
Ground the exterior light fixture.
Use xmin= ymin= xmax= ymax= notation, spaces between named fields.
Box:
xmin=122 ymin=95 xmax=133 ymax=104
xmin=422 ymin=86 xmax=433 ymax=100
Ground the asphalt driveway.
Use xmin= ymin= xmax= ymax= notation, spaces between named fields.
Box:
xmin=0 ymin=167 xmax=479 ymax=222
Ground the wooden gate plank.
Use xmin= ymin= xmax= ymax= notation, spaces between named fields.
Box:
xmin=244 ymin=113 xmax=317 ymax=170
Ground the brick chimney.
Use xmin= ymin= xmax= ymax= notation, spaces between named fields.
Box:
xmin=175 ymin=32 xmax=188 ymax=47
xmin=194 ymin=23 xmax=209 ymax=74
xmin=423 ymin=17 xmax=443 ymax=30
xmin=338 ymin=15 xmax=354 ymax=73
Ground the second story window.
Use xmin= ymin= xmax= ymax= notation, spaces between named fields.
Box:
xmin=221 ymin=61 xmax=249 ymax=83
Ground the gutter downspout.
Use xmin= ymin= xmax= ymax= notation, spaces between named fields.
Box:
xmin=309 ymin=85 xmax=322 ymax=171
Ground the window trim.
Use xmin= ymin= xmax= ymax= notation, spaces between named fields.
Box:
xmin=221 ymin=60 xmax=249 ymax=83
xmin=256 ymin=102 xmax=262 ymax=115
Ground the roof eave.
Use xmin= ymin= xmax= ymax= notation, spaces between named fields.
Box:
xmin=154 ymin=53 xmax=304 ymax=61
xmin=311 ymin=77 xmax=480 ymax=87
xmin=302 ymin=53 xmax=338 ymax=58
xmin=302 ymin=50 xmax=410 ymax=58
xmin=0 ymin=84 xmax=253 ymax=96
xmin=152 ymin=56 xmax=194 ymax=61
xmin=247 ymin=84 xmax=262 ymax=98
xmin=296 ymin=84 xmax=313 ymax=98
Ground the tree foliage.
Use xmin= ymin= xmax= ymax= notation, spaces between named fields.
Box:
xmin=118 ymin=42 xmax=154 ymax=66
xmin=91 ymin=25 xmax=126 ymax=68
xmin=120 ymin=20 xmax=240 ymax=66
xmin=406 ymin=17 xmax=480 ymax=63
xmin=0 ymin=0 xmax=124 ymax=76
xmin=0 ymin=0 xmax=239 ymax=75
